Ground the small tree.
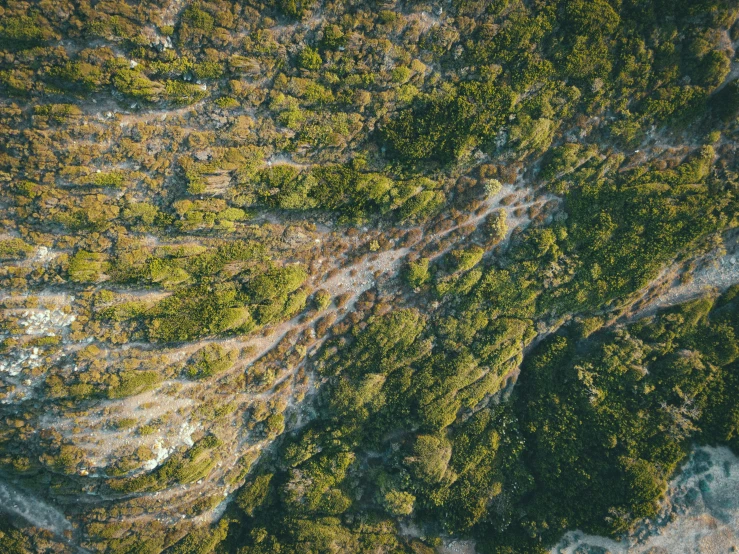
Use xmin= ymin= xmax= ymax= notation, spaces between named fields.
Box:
xmin=382 ymin=490 xmax=415 ymax=516
xmin=483 ymin=178 xmax=502 ymax=197
xmin=405 ymin=258 xmax=430 ymax=288
xmin=68 ymin=250 xmax=109 ymax=283
xmin=314 ymin=289 xmax=332 ymax=311
xmin=237 ymin=474 xmax=273 ymax=516
xmin=298 ymin=47 xmax=322 ymax=71
xmin=484 ymin=209 xmax=508 ymax=244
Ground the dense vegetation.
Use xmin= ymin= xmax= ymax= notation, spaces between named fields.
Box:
xmin=0 ymin=0 xmax=737 ymax=552
xmin=218 ymin=288 xmax=739 ymax=553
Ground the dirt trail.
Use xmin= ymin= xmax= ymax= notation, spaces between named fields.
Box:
xmin=408 ymin=180 xmax=559 ymax=268
xmin=114 ymin=103 xmax=204 ymax=127
xmin=265 ymin=154 xmax=311 ymax=170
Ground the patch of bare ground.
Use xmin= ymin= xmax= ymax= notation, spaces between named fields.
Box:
xmin=626 ymin=232 xmax=739 ymax=321
xmin=437 ymin=541 xmax=477 ymax=554
xmin=554 ymin=447 xmax=739 ymax=554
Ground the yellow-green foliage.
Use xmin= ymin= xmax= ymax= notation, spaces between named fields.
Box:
xmin=68 ymin=250 xmax=109 ymax=283
xmin=451 ymin=246 xmax=484 ymax=272
xmin=186 ymin=343 xmax=237 ymax=380
xmin=0 ymin=238 xmax=33 ymax=261
xmin=405 ymin=258 xmax=431 ymax=288
xmin=106 ymin=371 xmax=162 ymax=399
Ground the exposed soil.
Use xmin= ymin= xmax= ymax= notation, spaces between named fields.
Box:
xmin=554 ymin=447 xmax=739 ymax=554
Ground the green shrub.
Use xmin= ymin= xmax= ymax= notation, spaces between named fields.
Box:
xmin=298 ymin=47 xmax=322 ymax=71
xmin=237 ymin=474 xmax=273 ymax=516
xmin=68 ymin=250 xmax=109 ymax=283
xmin=107 ymin=371 xmax=162 ymax=399
xmin=186 ymin=344 xmax=237 ymax=380
xmin=165 ymin=80 xmax=208 ymax=105
xmin=382 ymin=490 xmax=415 ymax=516
xmin=0 ymin=238 xmax=33 ymax=261
xmin=405 ymin=258 xmax=431 ymax=288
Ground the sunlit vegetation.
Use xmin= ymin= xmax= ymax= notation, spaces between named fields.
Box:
xmin=0 ymin=0 xmax=737 ymax=551
xmin=223 ymin=286 xmax=739 ymax=552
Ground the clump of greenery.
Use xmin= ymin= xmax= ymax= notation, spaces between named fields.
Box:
xmin=0 ymin=238 xmax=33 ymax=261
xmin=483 ymin=209 xmax=508 ymax=244
xmin=381 ymin=83 xmax=514 ymax=165
xmin=382 ymin=490 xmax=415 ymax=516
xmin=83 ymin=170 xmax=126 ymax=188
xmin=451 ymin=246 xmax=484 ymax=272
xmin=164 ymin=80 xmax=208 ymax=105
xmin=110 ymin=435 xmax=222 ymax=493
xmin=185 ymin=344 xmax=237 ymax=380
xmin=112 ymin=69 xmax=165 ymax=102
xmin=147 ymin=284 xmax=253 ymax=342
xmin=405 ymin=258 xmax=431 ymax=288
xmin=241 ymin=163 xmax=445 ymax=223
xmin=313 ymin=289 xmax=332 ymax=311
xmin=68 ymin=250 xmax=109 ymax=283
xmin=107 ymin=371 xmax=162 ymax=399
